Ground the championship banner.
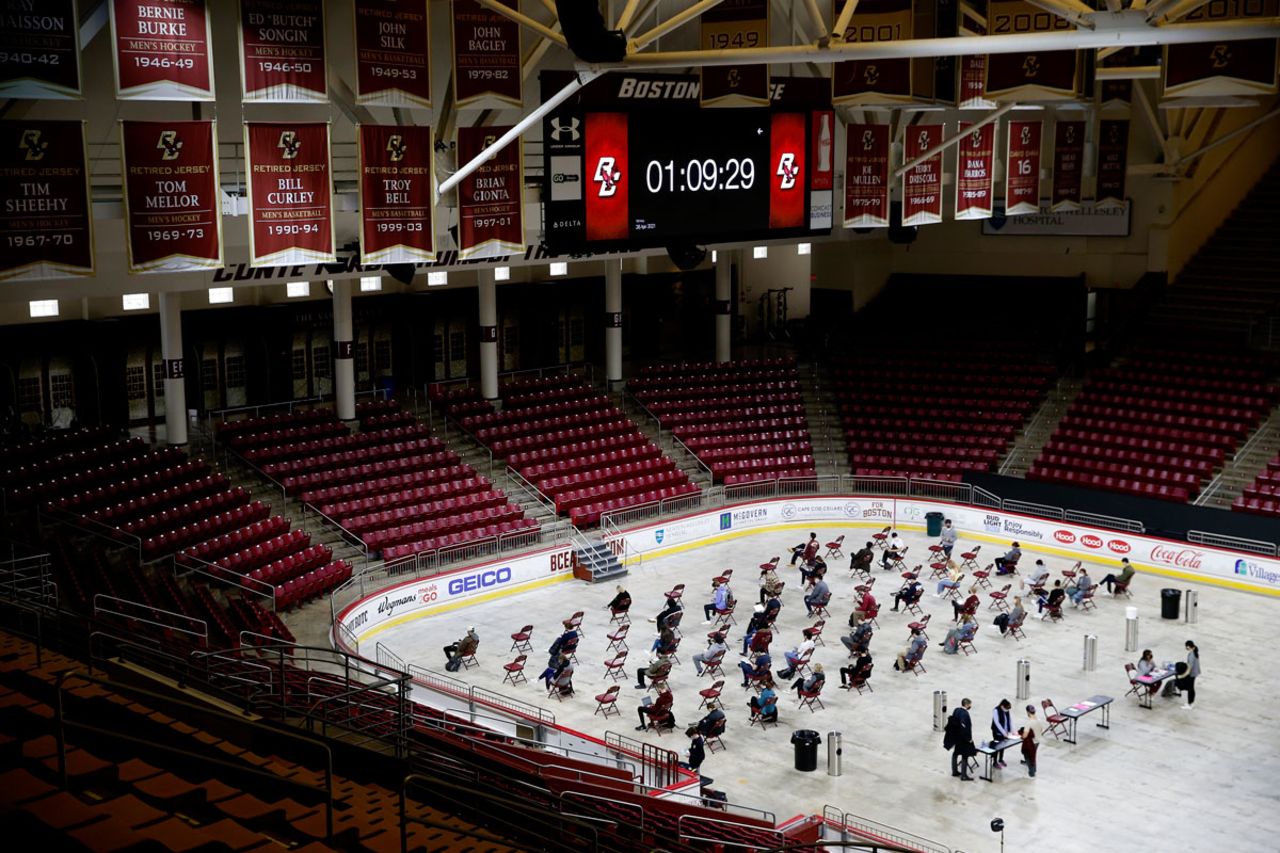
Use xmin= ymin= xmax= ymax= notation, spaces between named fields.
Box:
xmin=0 ymin=0 xmax=81 ymax=99
xmin=954 ymin=121 xmax=995 ymax=221
xmin=457 ymin=126 xmax=523 ymax=260
xmin=120 ymin=120 xmax=222 ymax=273
xmin=1165 ymin=0 xmax=1278 ymax=99
xmin=832 ymin=0 xmax=914 ymax=106
xmin=985 ymin=0 xmax=1079 ymax=100
xmin=1004 ymin=120 xmax=1042 ymax=217
xmin=244 ymin=122 xmax=334 ymax=267
xmin=354 ymin=0 xmax=431 ymax=109
xmin=452 ymin=0 xmax=520 ymax=107
xmin=358 ymin=124 xmax=435 ymax=265
xmin=700 ymin=0 xmax=769 ymax=107
xmin=0 ymin=121 xmax=94 ymax=281
xmin=1096 ymin=119 xmax=1129 ymax=208
xmin=1051 ymin=120 xmax=1084 ymax=212
xmin=239 ymin=0 xmax=327 ymax=102
xmin=901 ymin=123 xmax=943 ymax=227
xmin=843 ymin=123 xmax=890 ymax=228
xmin=109 ymin=0 xmax=214 ymax=100
xmin=958 ymin=55 xmax=996 ymax=109
xmin=1099 ymin=80 xmax=1132 ymax=108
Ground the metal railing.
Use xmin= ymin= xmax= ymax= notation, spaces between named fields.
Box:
xmin=175 ymin=552 xmax=279 ymax=607
xmin=405 ymin=661 xmax=557 ymax=727
xmin=1062 ymin=509 xmax=1145 ymax=534
xmin=92 ymin=593 xmax=209 ymax=645
xmin=0 ymin=543 xmax=57 ymax=608
xmin=678 ymin=813 xmax=786 ymax=850
xmin=822 ymin=805 xmax=952 ymax=853
xmin=604 ymin=730 xmax=680 ymax=790
xmin=1187 ymin=530 xmax=1278 ymax=557
xmin=298 ymin=501 xmax=370 ymax=570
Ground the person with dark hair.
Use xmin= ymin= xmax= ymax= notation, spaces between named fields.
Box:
xmin=1179 ymin=640 xmax=1201 ymax=709
xmin=683 ymin=726 xmax=706 ymax=773
xmin=938 ymin=519 xmax=958 ymax=558
xmin=994 ymin=542 xmax=1022 ymax=575
xmin=650 ymin=595 xmax=682 ymax=628
xmin=839 ymin=651 xmax=873 ymax=688
xmin=944 ymin=698 xmax=976 ymax=781
xmin=702 ymin=579 xmax=732 ymax=624
xmin=696 ymin=705 xmax=726 ymax=737
xmin=692 ymin=632 xmax=728 ymax=677
xmin=636 ymin=688 xmax=675 ymax=732
xmin=1019 ymin=704 xmax=1042 ymax=777
xmin=891 ymin=579 xmax=924 ymax=612
xmin=851 ymin=542 xmax=875 ymax=575
xmin=1037 ymin=580 xmax=1066 ymax=618
xmin=880 ymin=533 xmax=904 ymax=569
xmin=635 ymin=654 xmax=671 ymax=689
xmin=791 ymin=532 xmax=819 ymax=565
xmin=749 ymin=678 xmax=778 ymax=723
xmin=1100 ymin=558 xmax=1136 ymax=593
xmin=803 ymin=576 xmax=830 ymax=616
xmin=739 ymin=649 xmax=772 ymax=687
xmin=952 ymin=586 xmax=980 ymax=622
xmin=991 ymin=699 xmax=1015 ymax=769
xmin=541 ymin=653 xmax=571 ymax=690
xmin=842 ymin=616 xmax=873 ymax=656
xmin=443 ymin=627 xmax=479 ymax=672
xmin=741 ymin=604 xmax=769 ymax=656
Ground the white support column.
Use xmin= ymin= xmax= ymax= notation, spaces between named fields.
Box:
xmin=332 ymin=279 xmax=356 ymax=422
xmin=715 ymin=252 xmax=732 ymax=364
xmin=158 ymin=291 xmax=188 ymax=447
xmin=604 ymin=260 xmax=623 ymax=388
xmin=478 ymin=270 xmax=499 ymax=401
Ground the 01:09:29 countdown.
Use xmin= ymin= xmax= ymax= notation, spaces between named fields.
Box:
xmin=644 ymin=158 xmax=756 ymax=193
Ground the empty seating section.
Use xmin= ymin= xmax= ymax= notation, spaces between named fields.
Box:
xmin=1032 ymin=347 xmax=1277 ymax=503
xmin=224 ymin=401 xmax=536 ymax=562
xmin=1235 ymin=454 xmax=1280 ymax=518
xmin=461 ymin=376 xmax=697 ymax=526
xmin=631 ymin=358 xmax=817 ymax=485
xmin=831 ymin=352 xmax=1054 ymax=482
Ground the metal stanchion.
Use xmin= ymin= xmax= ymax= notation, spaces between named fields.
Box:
xmin=827 ymin=732 xmax=842 ymax=776
xmin=1125 ymin=606 xmax=1139 ymax=652
xmin=1016 ymin=659 xmax=1031 ymax=700
xmin=933 ymin=691 xmax=948 ymax=731
xmin=1184 ymin=589 xmax=1198 ymax=624
xmin=1083 ymin=634 xmax=1097 ymax=671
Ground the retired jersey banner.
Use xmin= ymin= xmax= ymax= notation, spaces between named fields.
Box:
xmin=457 ymin=126 xmax=523 ymax=260
xmin=358 ymin=124 xmax=435 ymax=265
xmin=1004 ymin=120 xmax=1041 ymax=217
xmin=452 ymin=0 xmax=520 ymax=107
xmin=354 ymin=0 xmax=431 ymax=109
xmin=244 ymin=122 xmax=334 ymax=267
xmin=1096 ymin=119 xmax=1129 ymax=208
xmin=0 ymin=0 xmax=81 ymax=99
xmin=109 ymin=0 xmax=214 ymax=100
xmin=843 ymin=123 xmax=890 ymax=228
xmin=832 ymin=0 xmax=913 ymax=106
xmin=985 ymin=0 xmax=1078 ymax=100
xmin=1051 ymin=120 xmax=1084 ymax=212
xmin=0 ymin=121 xmax=94 ymax=281
xmin=902 ymin=123 xmax=943 ymax=227
xmin=239 ymin=0 xmax=327 ymax=102
xmin=121 ymin=120 xmax=222 ymax=274
xmin=954 ymin=122 xmax=995 ymax=221
xmin=958 ymin=55 xmax=996 ymax=108
xmin=700 ymin=0 xmax=769 ymax=107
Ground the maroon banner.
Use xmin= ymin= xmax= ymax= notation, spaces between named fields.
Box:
xmin=958 ymin=54 xmax=994 ymax=108
xmin=1096 ymin=119 xmax=1129 ymax=208
xmin=452 ymin=0 xmax=520 ymax=107
xmin=1004 ymin=120 xmax=1042 ymax=217
xmin=832 ymin=0 xmax=913 ymax=106
xmin=121 ymin=120 xmax=222 ymax=273
xmin=0 ymin=120 xmax=94 ymax=281
xmin=358 ymin=124 xmax=435 ymax=265
xmin=354 ymin=0 xmax=431 ymax=109
xmin=700 ymin=0 xmax=769 ymax=107
xmin=1051 ymin=120 xmax=1084 ymax=212
xmin=954 ymin=122 xmax=995 ymax=221
xmin=457 ymin=125 xmax=523 ymax=259
xmin=901 ymin=124 xmax=943 ymax=227
xmin=110 ymin=0 xmax=214 ymax=100
xmin=0 ymin=0 xmax=81 ymax=99
xmin=1165 ymin=39 xmax=1279 ymax=98
xmin=240 ymin=0 xmax=327 ymax=102
xmin=769 ymin=112 xmax=805 ymax=229
xmin=843 ymin=123 xmax=890 ymax=228
xmin=985 ymin=0 xmax=1078 ymax=100
xmin=244 ymin=122 xmax=334 ymax=267
xmin=584 ymin=112 xmax=628 ymax=243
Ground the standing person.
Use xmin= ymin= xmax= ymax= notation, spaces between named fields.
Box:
xmin=1179 ymin=640 xmax=1201 ymax=709
xmin=944 ymin=698 xmax=976 ymax=781
xmin=1019 ymin=704 xmax=1042 ymax=777
xmin=683 ymin=726 xmax=706 ymax=773
xmin=939 ymin=519 xmax=958 ymax=558
xmin=990 ymin=699 xmax=1015 ymax=769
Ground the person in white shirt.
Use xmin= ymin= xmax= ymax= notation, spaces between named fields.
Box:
xmin=880 ymin=533 xmax=904 ymax=569
xmin=1026 ymin=560 xmax=1050 ymax=590
xmin=775 ymin=631 xmax=817 ymax=680
xmin=692 ymin=633 xmax=729 ymax=677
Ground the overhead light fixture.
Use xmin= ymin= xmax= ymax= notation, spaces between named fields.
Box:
xmin=208 ymin=287 xmax=234 ymax=304
xmin=360 ymin=275 xmax=382 ymax=292
xmin=427 ymin=270 xmax=448 ymax=286
xmin=286 ymin=281 xmax=311 ymax=298
xmin=797 ymin=242 xmax=811 ymax=256
xmin=122 ymin=293 xmax=151 ymax=310
xmin=494 ymin=266 xmax=510 ymax=281
xmin=549 ymin=262 xmax=568 ymax=276
xmin=711 ymin=250 xmax=718 ymax=263
xmin=753 ymin=246 xmax=768 ymax=259
xmin=28 ymin=299 xmax=58 ymax=318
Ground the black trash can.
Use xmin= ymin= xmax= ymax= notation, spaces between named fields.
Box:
xmin=1161 ymin=588 xmax=1182 ymax=619
xmin=925 ymin=512 xmax=945 ymax=538
xmin=791 ymin=729 xmax=821 ymax=772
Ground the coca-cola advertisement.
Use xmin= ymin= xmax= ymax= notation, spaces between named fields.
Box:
xmin=1096 ymin=119 xmax=1129 ymax=208
xmin=120 ymin=119 xmax=222 ymax=273
xmin=358 ymin=124 xmax=435 ymax=265
xmin=843 ymin=123 xmax=889 ymax=229
xmin=1051 ymin=120 xmax=1084 ymax=212
xmin=452 ymin=0 xmax=520 ymax=107
xmin=1149 ymin=545 xmax=1204 ymax=570
xmin=354 ymin=0 xmax=431 ymax=109
xmin=901 ymin=123 xmax=943 ymax=227
xmin=240 ymin=0 xmax=327 ymax=103
xmin=456 ymin=125 xmax=523 ymax=260
xmin=1004 ymin=120 xmax=1041 ymax=217
xmin=0 ymin=0 xmax=81 ymax=99
xmin=244 ymin=121 xmax=335 ymax=267
xmin=110 ymin=0 xmax=214 ymax=100
xmin=954 ymin=121 xmax=994 ymax=221
xmin=810 ymin=110 xmax=834 ymax=230
xmin=0 ymin=120 xmax=95 ymax=281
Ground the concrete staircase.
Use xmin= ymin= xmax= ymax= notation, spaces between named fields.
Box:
xmin=1195 ymin=403 xmax=1280 ymax=509
xmin=997 ymin=376 xmax=1086 ymax=477
xmin=572 ymin=539 xmax=626 ymax=582
xmin=801 ymin=361 xmax=849 ymax=476
xmin=614 ymin=388 xmax=714 ymax=491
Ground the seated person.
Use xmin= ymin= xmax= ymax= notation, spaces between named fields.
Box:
xmin=746 ymin=626 xmax=772 ymax=657
xmin=651 ymin=625 xmax=677 ymax=655
xmin=546 ymin=621 xmax=578 ymax=668
xmin=1026 ymin=560 xmax=1050 ymax=591
xmin=803 ymin=578 xmax=830 ymax=616
xmin=842 ymin=617 xmax=873 ymax=656
xmin=791 ymin=533 xmax=819 ymax=565
xmin=738 ymin=650 xmax=772 ymax=687
xmin=1101 ymin=558 xmax=1135 ymax=593
xmin=759 ymin=566 xmax=784 ymax=605
xmin=693 ymin=632 xmax=728 ymax=677
xmin=1067 ymin=568 xmax=1094 ymax=606
xmin=840 ymin=652 xmax=873 ymax=687
xmin=850 ymin=542 xmax=875 ymax=574
xmin=749 ymin=679 xmax=778 ymax=723
xmin=853 ymin=590 xmax=877 ymax=622
xmin=1136 ymin=648 xmax=1157 ymax=677
xmin=635 ymin=654 xmax=671 ymax=689
xmin=540 ymin=652 xmax=571 ymax=689
xmin=880 ymin=533 xmax=904 ymax=569
xmin=651 ymin=596 xmax=682 ymax=628
xmin=762 ymin=594 xmax=783 ymax=624
xmin=607 ymin=585 xmax=632 ymax=617
xmin=789 ymin=663 xmax=825 ymax=695
xmin=800 ymin=555 xmax=827 ymax=585
xmin=774 ymin=631 xmax=817 ymax=680
xmin=993 ymin=542 xmax=1022 ymax=575
xmin=935 ymin=561 xmax=963 ymax=597
xmin=443 ymin=626 xmax=480 ymax=671
xmin=635 ymin=688 xmax=675 ymax=732
xmin=891 ymin=579 xmax=924 ymax=612
xmin=551 ymin=658 xmax=575 ymax=695
xmin=952 ymin=586 xmax=980 ymax=622
xmin=894 ymin=628 xmax=927 ymax=672
xmin=1038 ymin=580 xmax=1066 ymax=618
xmin=941 ymin=615 xmax=978 ymax=654
xmin=740 ymin=604 xmax=769 ymax=655
xmin=702 ymin=579 xmax=732 ymax=624
xmin=994 ymin=596 xmax=1025 ymax=634
xmin=696 ymin=706 xmax=726 ymax=737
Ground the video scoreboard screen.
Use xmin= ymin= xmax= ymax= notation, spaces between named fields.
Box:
xmin=544 ymin=105 xmax=833 ymax=253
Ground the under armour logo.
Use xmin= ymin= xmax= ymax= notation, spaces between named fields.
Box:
xmin=593 ymin=156 xmax=621 ymax=197
xmin=277 ymin=131 xmax=301 ymax=159
xmin=550 ymin=117 xmax=580 ymax=142
xmin=20 ymin=129 xmax=47 ymax=161
xmin=386 ymin=134 xmax=407 ymax=162
xmin=776 ymin=152 xmax=798 ymax=190
xmin=157 ymin=130 xmax=183 ymax=160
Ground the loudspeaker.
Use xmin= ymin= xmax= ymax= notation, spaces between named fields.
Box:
xmin=666 ymin=243 xmax=707 ymax=271
xmin=556 ymin=0 xmax=627 ymax=63
xmin=386 ymin=264 xmax=417 ymax=286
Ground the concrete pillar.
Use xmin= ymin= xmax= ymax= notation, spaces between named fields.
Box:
xmin=604 ymin=260 xmax=623 ymax=387
xmin=332 ymin=279 xmax=355 ymax=422
xmin=478 ymin=270 xmax=499 ymax=401
xmin=158 ymin=291 xmax=187 ymax=447
xmin=715 ymin=252 xmax=732 ymax=363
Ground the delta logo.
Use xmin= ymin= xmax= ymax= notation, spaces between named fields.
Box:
xmin=1108 ymin=540 xmax=1131 ymax=555
xmin=1081 ymin=534 xmax=1104 ymax=549
xmin=1054 ymin=530 xmax=1076 ymax=544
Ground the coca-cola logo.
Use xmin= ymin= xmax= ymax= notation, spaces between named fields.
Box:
xmin=1081 ymin=535 xmax=1104 ymax=549
xmin=1108 ymin=540 xmax=1131 ymax=554
xmin=1054 ymin=530 xmax=1076 ymax=544
xmin=1149 ymin=546 xmax=1203 ymax=569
